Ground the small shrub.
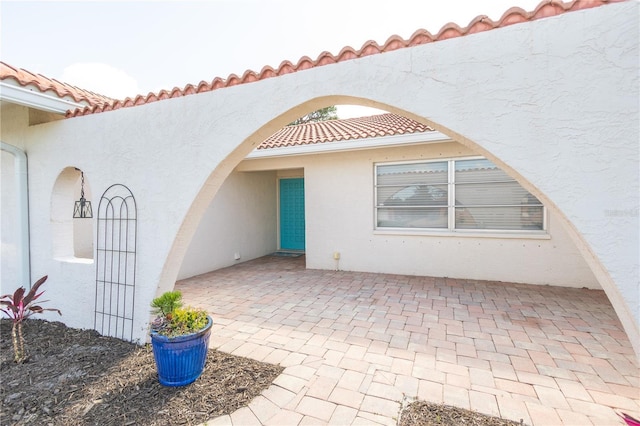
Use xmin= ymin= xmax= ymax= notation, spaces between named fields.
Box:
xmin=150 ymin=291 xmax=183 ymax=317
xmin=0 ymin=275 xmax=61 ymax=363
xmin=166 ymin=307 xmax=208 ymax=336
xmin=150 ymin=291 xmax=208 ymax=337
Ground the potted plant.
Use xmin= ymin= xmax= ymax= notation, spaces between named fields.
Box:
xmin=149 ymin=290 xmax=212 ymax=387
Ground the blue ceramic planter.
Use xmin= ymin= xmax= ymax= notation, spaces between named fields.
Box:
xmin=150 ymin=316 xmax=213 ymax=387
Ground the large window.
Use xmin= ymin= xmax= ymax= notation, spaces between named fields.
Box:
xmin=375 ymin=158 xmax=544 ymax=232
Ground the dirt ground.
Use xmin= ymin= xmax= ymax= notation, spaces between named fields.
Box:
xmin=0 ymin=319 xmax=282 ymax=425
xmin=1 ymin=319 xmax=525 ymax=425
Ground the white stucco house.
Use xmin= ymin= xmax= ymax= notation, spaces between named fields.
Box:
xmin=1 ymin=0 xmax=638 ymax=359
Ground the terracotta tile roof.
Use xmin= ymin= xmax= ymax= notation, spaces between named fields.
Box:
xmin=258 ymin=113 xmax=434 ymax=149
xmin=0 ymin=0 xmax=620 ymax=117
xmin=0 ymin=62 xmax=114 ymax=108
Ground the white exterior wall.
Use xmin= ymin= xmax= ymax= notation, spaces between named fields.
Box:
xmin=1 ymin=149 xmax=19 ymax=294
xmin=238 ymin=143 xmax=599 ymax=288
xmin=1 ymin=2 xmax=637 ymax=353
xmin=178 ymin=170 xmax=277 ymax=279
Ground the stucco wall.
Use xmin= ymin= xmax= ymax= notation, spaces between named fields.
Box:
xmin=177 ymin=169 xmax=277 ymax=280
xmin=238 ymin=142 xmax=599 ymax=288
xmin=1 ymin=149 xmax=19 ymax=294
xmin=3 ymin=2 xmax=637 ymax=353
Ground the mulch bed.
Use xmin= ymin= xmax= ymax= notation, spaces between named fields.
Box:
xmin=399 ymin=400 xmax=524 ymax=426
xmin=0 ymin=319 xmax=283 ymax=425
xmin=2 ymin=319 xmax=528 ymax=426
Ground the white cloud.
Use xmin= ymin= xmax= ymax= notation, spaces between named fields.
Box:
xmin=61 ymin=63 xmax=140 ymax=100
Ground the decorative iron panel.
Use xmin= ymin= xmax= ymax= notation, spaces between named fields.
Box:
xmin=94 ymin=184 xmax=137 ymax=341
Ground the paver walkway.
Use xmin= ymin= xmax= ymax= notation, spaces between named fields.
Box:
xmin=176 ymin=255 xmax=639 ymax=426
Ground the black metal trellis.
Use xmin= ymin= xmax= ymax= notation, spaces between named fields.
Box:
xmin=94 ymin=184 xmax=137 ymax=341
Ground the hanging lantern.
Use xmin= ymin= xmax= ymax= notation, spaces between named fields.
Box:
xmin=73 ymin=171 xmax=93 ymax=218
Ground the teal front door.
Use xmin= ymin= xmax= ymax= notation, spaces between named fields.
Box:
xmin=279 ymin=178 xmax=305 ymax=250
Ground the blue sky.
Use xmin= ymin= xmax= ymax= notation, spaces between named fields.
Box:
xmin=1 ymin=0 xmax=541 ymax=116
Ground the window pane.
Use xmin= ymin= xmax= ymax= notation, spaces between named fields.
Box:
xmin=377 ymin=207 xmax=448 ymax=228
xmin=455 ymin=159 xmax=510 ymax=183
xmin=377 ymin=184 xmax=448 ymax=207
xmin=455 ymin=182 xmax=542 ymax=206
xmin=377 ymin=162 xmax=447 ymax=186
xmin=455 ymin=206 xmax=544 ymax=230
xmin=375 ymin=158 xmax=545 ymax=232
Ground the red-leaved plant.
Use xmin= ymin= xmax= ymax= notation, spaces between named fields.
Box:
xmin=620 ymin=413 xmax=640 ymax=426
xmin=0 ymin=275 xmax=61 ymax=363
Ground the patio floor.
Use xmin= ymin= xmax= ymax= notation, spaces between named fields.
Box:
xmin=175 ymin=255 xmax=639 ymax=426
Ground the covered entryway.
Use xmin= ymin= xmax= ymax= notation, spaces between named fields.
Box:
xmin=279 ymin=177 xmax=305 ymax=251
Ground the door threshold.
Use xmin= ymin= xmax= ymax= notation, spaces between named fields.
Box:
xmin=271 ymin=250 xmax=305 ymax=258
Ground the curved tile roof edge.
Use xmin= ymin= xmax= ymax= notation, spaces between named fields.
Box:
xmin=0 ymin=0 xmax=620 ymax=117
xmin=0 ymin=62 xmax=115 ymax=108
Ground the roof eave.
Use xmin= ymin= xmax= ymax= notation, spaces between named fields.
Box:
xmin=246 ymin=130 xmax=452 ymax=159
xmin=0 ymin=81 xmax=85 ymax=114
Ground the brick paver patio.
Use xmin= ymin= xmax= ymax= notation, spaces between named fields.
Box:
xmin=176 ymin=255 xmax=639 ymax=425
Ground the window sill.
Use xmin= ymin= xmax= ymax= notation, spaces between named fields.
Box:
xmin=373 ymin=229 xmax=551 ymax=240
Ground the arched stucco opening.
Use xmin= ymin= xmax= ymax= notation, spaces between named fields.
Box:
xmin=164 ymin=97 xmax=620 ymax=330
xmin=51 ymin=167 xmax=94 ymax=260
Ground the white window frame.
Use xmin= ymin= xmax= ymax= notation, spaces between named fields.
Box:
xmin=374 ymin=156 xmax=548 ymax=236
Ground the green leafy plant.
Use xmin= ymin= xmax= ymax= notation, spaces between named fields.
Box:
xmin=150 ymin=290 xmax=183 ymax=317
xmin=0 ymin=275 xmax=61 ymax=363
xmin=150 ymin=291 xmax=208 ymax=337
xmin=165 ymin=307 xmax=208 ymax=336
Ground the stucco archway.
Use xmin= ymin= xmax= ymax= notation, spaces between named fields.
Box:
xmin=153 ymin=3 xmax=638 ymax=358
xmin=163 ymin=95 xmax=637 ymax=358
